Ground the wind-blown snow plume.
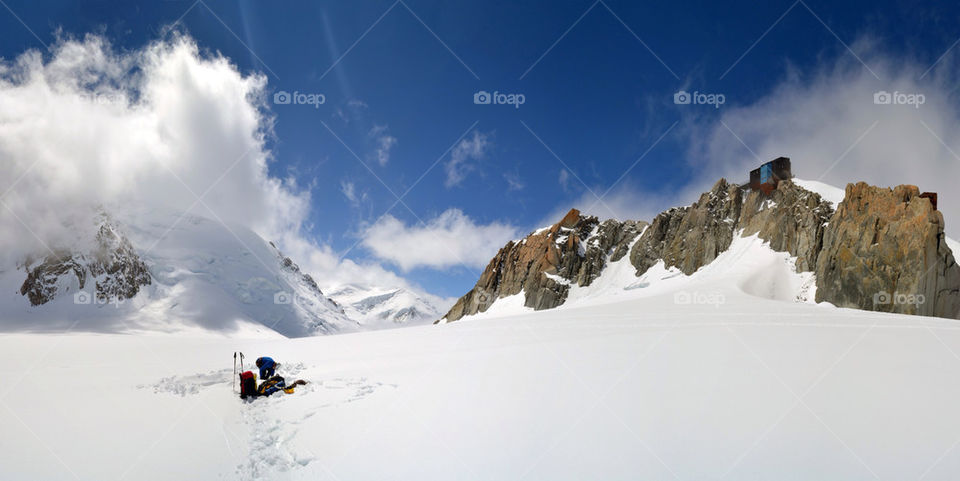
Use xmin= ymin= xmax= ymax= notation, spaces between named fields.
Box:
xmin=685 ymin=37 xmax=960 ymax=236
xmin=0 ymin=32 xmax=422 ymax=294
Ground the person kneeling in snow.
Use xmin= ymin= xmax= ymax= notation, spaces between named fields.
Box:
xmin=255 ymin=356 xmax=278 ymax=379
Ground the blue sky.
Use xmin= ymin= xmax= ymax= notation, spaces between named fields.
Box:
xmin=2 ymin=0 xmax=960 ymax=299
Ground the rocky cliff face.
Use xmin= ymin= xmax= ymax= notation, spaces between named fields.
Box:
xmin=739 ymin=180 xmax=834 ymax=272
xmin=442 ymin=209 xmax=645 ymax=321
xmin=19 ymin=220 xmax=151 ymax=306
xmin=442 ymin=177 xmax=960 ymax=322
xmin=629 ymin=179 xmax=742 ymax=276
xmin=815 ymin=183 xmax=960 ymax=318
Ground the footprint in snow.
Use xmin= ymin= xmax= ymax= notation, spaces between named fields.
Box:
xmin=139 ymin=368 xmax=233 ymax=396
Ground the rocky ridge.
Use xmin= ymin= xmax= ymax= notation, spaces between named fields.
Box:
xmin=442 ymin=178 xmax=960 ymax=322
xmin=443 ymin=209 xmax=646 ymax=321
xmin=19 ymin=219 xmax=151 ymax=306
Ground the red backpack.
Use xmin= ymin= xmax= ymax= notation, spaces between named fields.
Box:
xmin=239 ymin=371 xmax=257 ymax=399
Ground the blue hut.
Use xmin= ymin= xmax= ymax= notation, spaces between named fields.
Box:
xmin=749 ymin=157 xmax=792 ymax=192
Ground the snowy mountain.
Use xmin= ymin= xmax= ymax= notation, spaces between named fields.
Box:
xmin=0 ymin=207 xmax=359 ymax=337
xmin=325 ymin=284 xmax=443 ymax=328
xmin=443 ymin=178 xmax=960 ymax=322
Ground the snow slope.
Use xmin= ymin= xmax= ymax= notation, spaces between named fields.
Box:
xmin=793 ymin=178 xmax=846 ymax=207
xmin=4 ymin=283 xmax=960 ymax=480
xmin=0 ymin=207 xmax=357 ymax=337
xmin=564 ymin=233 xmax=816 ymax=309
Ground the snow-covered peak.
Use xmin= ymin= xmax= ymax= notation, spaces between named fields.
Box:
xmin=1 ymin=207 xmax=358 ymax=338
xmin=326 ymin=283 xmax=443 ymax=328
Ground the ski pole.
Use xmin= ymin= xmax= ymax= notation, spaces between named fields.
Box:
xmin=233 ymin=352 xmax=237 ymax=393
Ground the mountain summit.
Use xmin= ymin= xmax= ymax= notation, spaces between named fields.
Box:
xmin=441 ymin=178 xmax=960 ymax=322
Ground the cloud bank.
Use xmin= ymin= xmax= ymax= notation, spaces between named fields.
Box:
xmin=0 ymin=33 xmax=436 ymax=299
xmin=685 ymin=38 xmax=960 ymax=236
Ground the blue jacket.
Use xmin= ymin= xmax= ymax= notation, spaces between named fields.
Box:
xmin=256 ymin=357 xmax=276 ymax=379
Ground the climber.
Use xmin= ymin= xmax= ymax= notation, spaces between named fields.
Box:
xmin=255 ymin=356 xmax=278 ymax=380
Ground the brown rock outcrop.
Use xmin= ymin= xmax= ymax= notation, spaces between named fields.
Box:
xmin=443 ymin=177 xmax=960 ymax=323
xmin=441 ymin=209 xmax=645 ymax=321
xmin=815 ymin=183 xmax=960 ymax=318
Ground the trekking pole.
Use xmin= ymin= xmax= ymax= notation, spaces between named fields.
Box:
xmin=233 ymin=352 xmax=237 ymax=393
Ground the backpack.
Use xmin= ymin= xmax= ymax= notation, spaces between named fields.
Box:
xmin=239 ymin=371 xmax=257 ymax=399
xmin=257 ymin=375 xmax=286 ymax=397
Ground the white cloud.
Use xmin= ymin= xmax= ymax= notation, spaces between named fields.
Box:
xmin=0 ymin=32 xmax=438 ymax=299
xmin=444 ymin=130 xmax=490 ymax=188
xmin=369 ymin=125 xmax=397 ymax=166
xmin=361 ymin=209 xmax=519 ymax=271
xmin=537 ymin=38 xmax=960 ymax=238
xmin=558 ymin=168 xmax=572 ymax=193
xmin=341 ymin=180 xmax=358 ymax=204
xmin=504 ymin=171 xmax=524 ymax=191
xmin=685 ymin=38 xmax=960 ymax=236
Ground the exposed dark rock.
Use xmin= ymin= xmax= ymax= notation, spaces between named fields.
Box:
xmin=629 ymin=179 xmax=742 ymax=276
xmin=441 ymin=209 xmax=645 ymax=322
xmin=739 ymin=179 xmax=834 ymax=272
xmin=815 ymin=183 xmax=960 ymax=318
xmin=19 ymin=253 xmax=86 ymax=306
xmin=19 ymin=221 xmax=151 ymax=306
xmin=443 ymin=177 xmax=960 ymax=323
